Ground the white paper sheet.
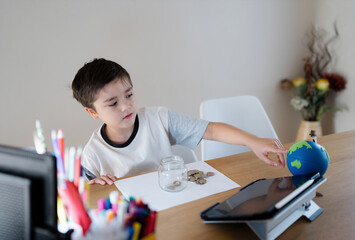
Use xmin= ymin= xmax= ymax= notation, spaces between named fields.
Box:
xmin=114 ymin=161 xmax=240 ymax=211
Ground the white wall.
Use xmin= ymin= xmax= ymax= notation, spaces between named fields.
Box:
xmin=314 ymin=0 xmax=355 ymax=134
xmin=0 ymin=0 xmax=353 ymax=155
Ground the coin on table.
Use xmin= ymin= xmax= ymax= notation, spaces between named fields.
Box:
xmin=188 ymin=176 xmax=197 ymax=182
xmin=197 ymin=178 xmax=207 ymax=185
xmin=188 ymin=170 xmax=199 ymax=176
xmin=194 ymin=172 xmax=203 ymax=179
xmin=206 ymin=172 xmax=215 ymax=177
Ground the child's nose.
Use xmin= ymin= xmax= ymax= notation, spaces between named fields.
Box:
xmin=120 ymin=99 xmax=130 ymax=111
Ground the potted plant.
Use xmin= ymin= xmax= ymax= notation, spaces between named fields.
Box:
xmin=280 ymin=24 xmax=347 ymax=141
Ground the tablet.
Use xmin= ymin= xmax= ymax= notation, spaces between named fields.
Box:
xmin=200 ymin=173 xmax=323 ymax=221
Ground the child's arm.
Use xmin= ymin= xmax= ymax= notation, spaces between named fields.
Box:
xmin=203 ymin=122 xmax=288 ymax=167
xmin=88 ymin=174 xmax=118 ymax=185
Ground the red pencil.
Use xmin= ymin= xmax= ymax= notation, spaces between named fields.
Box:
xmin=74 ymin=146 xmax=82 ymax=187
xmin=57 ymin=129 xmax=65 ymax=169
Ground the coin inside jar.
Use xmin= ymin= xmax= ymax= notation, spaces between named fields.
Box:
xmin=173 ymin=180 xmax=181 ymax=186
xmin=167 ymin=185 xmax=176 ymax=190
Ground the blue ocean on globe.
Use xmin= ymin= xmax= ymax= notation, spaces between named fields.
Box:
xmin=286 ymin=141 xmax=329 ymax=176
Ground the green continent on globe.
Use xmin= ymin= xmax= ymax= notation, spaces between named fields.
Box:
xmin=288 ymin=141 xmax=312 ymax=155
xmin=291 ymin=160 xmax=302 ymax=169
xmin=321 ymin=146 xmax=330 ymax=160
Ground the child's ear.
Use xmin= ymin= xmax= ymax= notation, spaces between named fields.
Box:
xmin=85 ymin=107 xmax=99 ymax=119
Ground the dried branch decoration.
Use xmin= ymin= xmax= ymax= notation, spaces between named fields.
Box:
xmin=305 ymin=23 xmax=339 ymax=81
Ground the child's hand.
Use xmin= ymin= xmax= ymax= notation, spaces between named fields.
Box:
xmin=88 ymin=174 xmax=118 ymax=185
xmin=249 ymin=137 xmax=288 ymax=167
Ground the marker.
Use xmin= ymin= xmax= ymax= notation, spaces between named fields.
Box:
xmin=51 ymin=129 xmax=65 ymax=178
xmin=143 ymin=211 xmax=156 ymax=237
xmin=109 ymin=191 xmax=119 ymax=213
xmin=127 ymin=225 xmax=134 ymax=240
xmin=109 ymin=191 xmax=119 ymax=205
xmin=57 ymin=197 xmax=67 ymax=225
xmin=132 ymin=222 xmax=142 ymax=240
xmin=68 ymin=146 xmax=76 ymax=182
xmin=118 ymin=199 xmax=128 ymax=225
xmin=64 ymin=147 xmax=69 ymax=179
xmin=78 ymin=176 xmax=85 ymax=195
xmin=57 ymin=129 xmax=65 ymax=167
xmin=105 ymin=198 xmax=112 ymax=210
xmin=97 ymin=198 xmax=106 ymax=211
xmin=74 ymin=145 xmax=82 ymax=187
xmin=106 ymin=209 xmax=115 ymax=222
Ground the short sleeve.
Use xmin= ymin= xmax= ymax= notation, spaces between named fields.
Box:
xmin=82 ymin=166 xmax=97 ymax=181
xmin=81 ymin=147 xmax=100 ymax=180
xmin=168 ymin=109 xmax=209 ymax=149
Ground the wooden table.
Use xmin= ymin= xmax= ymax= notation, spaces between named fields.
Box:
xmin=88 ymin=130 xmax=355 ymax=239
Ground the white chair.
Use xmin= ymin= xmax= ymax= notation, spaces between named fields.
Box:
xmin=200 ymin=95 xmax=278 ymax=161
xmin=171 ymin=145 xmax=199 ymax=164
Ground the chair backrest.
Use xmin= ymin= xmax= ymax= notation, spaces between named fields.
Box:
xmin=171 ymin=145 xmax=199 ymax=164
xmin=200 ymin=95 xmax=278 ymax=161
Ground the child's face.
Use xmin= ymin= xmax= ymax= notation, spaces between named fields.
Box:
xmin=85 ymin=77 xmax=137 ymax=132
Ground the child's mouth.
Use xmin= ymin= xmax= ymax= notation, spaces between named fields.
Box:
xmin=123 ymin=113 xmax=133 ymax=120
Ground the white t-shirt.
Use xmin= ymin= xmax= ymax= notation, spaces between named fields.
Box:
xmin=81 ymin=106 xmax=209 ymax=180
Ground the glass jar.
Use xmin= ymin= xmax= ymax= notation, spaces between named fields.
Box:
xmin=158 ymin=155 xmax=188 ymax=192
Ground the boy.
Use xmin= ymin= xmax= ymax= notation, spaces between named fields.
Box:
xmin=72 ymin=58 xmax=288 ymax=185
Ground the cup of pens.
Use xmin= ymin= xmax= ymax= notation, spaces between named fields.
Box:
xmin=158 ymin=155 xmax=188 ymax=192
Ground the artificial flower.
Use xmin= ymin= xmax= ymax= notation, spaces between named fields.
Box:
xmin=324 ymin=73 xmax=347 ymax=92
xmin=290 ymin=96 xmax=309 ymax=111
xmin=280 ymin=79 xmax=293 ymax=91
xmin=316 ymin=78 xmax=329 ymax=91
xmin=292 ymin=77 xmax=306 ymax=87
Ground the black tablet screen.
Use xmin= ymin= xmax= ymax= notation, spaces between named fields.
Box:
xmin=203 ymin=174 xmax=318 ymax=220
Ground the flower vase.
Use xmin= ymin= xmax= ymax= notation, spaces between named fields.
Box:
xmin=296 ymin=120 xmax=323 ymax=142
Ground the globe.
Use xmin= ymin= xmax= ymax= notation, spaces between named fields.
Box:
xmin=287 ymin=140 xmax=329 ymax=176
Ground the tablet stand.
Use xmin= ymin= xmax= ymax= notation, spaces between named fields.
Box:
xmin=246 ymin=179 xmax=325 ymax=240
xmin=202 ymin=177 xmax=326 ymax=240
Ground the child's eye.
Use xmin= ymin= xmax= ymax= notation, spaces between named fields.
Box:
xmin=109 ymin=102 xmax=117 ymax=107
xmin=126 ymin=93 xmax=133 ymax=99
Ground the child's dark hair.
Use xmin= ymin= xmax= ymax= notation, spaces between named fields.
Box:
xmin=72 ymin=58 xmax=132 ymax=109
